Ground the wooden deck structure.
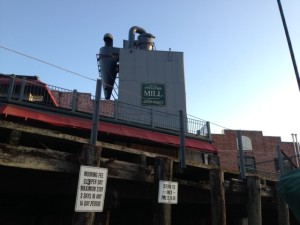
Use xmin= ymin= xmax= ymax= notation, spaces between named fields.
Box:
xmin=0 ymin=72 xmax=297 ymax=224
xmin=1 ymin=110 xmax=298 ymax=225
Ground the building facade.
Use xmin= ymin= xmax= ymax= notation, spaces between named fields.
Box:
xmin=212 ymin=130 xmax=298 ymax=180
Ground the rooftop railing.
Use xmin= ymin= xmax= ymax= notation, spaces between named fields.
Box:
xmin=0 ymin=74 xmax=211 ymax=138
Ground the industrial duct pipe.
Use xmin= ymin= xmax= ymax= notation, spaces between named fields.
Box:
xmin=99 ymin=33 xmax=120 ymax=99
xmin=128 ymin=26 xmax=155 ymax=50
xmin=128 ymin=26 xmax=146 ymax=48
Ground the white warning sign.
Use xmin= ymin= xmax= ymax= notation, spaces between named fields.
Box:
xmin=75 ymin=166 xmax=108 ymax=212
xmin=158 ymin=180 xmax=178 ymax=204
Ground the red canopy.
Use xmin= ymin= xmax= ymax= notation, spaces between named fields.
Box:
xmin=0 ymin=104 xmax=217 ymax=153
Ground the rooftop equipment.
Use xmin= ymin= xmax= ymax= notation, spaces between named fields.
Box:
xmin=98 ymin=26 xmax=155 ymax=99
xmin=97 ymin=26 xmax=187 ymax=131
xmin=98 ymin=33 xmax=120 ymax=99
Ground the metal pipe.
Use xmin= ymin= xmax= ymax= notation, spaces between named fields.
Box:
xmin=7 ymin=75 xmax=15 ymax=100
xmin=128 ymin=26 xmax=146 ymax=49
xmin=276 ymin=144 xmax=285 ymax=175
xmin=18 ymin=79 xmax=26 ymax=102
xmin=71 ymin=89 xmax=77 ymax=112
xmin=90 ymin=79 xmax=102 ymax=146
xmin=295 ymin=134 xmax=300 ymax=165
xmin=206 ymin=121 xmax=211 ymax=139
xmin=179 ymin=110 xmax=186 ymax=168
xmin=237 ymin=130 xmax=246 ymax=179
xmin=291 ymin=133 xmax=299 ymax=167
xmin=277 ymin=0 xmax=300 ymax=91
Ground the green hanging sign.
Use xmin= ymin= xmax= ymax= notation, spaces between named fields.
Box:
xmin=141 ymin=84 xmax=165 ymax=106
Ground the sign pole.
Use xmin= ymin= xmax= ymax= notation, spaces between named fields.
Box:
xmin=179 ymin=110 xmax=186 ymax=168
xmin=73 ymin=79 xmax=104 ymax=225
xmin=237 ymin=130 xmax=246 ymax=179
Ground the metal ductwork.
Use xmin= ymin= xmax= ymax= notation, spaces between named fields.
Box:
xmin=98 ymin=27 xmax=155 ymax=100
xmin=138 ymin=33 xmax=155 ymax=50
xmin=128 ymin=26 xmax=155 ymax=50
xmin=99 ymin=33 xmax=120 ymax=99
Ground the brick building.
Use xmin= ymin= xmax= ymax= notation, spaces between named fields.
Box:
xmin=212 ymin=130 xmax=298 ymax=180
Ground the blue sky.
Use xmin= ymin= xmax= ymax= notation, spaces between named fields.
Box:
xmin=1 ymin=0 xmax=300 ymax=141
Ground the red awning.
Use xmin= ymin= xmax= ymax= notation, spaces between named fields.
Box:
xmin=0 ymin=104 xmax=217 ymax=153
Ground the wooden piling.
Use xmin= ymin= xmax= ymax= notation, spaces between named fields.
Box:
xmin=210 ymin=168 xmax=226 ymax=225
xmin=8 ymin=130 xmax=22 ymax=146
xmin=153 ymin=157 xmax=173 ymax=225
xmin=276 ymin=190 xmax=290 ymax=225
xmin=73 ymin=144 xmax=102 ymax=225
xmin=247 ymin=176 xmax=261 ymax=225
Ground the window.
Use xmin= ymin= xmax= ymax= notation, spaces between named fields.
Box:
xmin=274 ymin=157 xmax=294 ymax=174
xmin=236 ymin=135 xmax=253 ymax=150
xmin=237 ymin=156 xmax=256 ymax=174
xmin=245 ymin=156 xmax=256 ymax=173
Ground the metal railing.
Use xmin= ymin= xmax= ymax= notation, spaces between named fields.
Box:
xmin=244 ymin=166 xmax=280 ymax=180
xmin=0 ymin=74 xmax=210 ymax=138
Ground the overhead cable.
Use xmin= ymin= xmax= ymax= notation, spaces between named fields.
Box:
xmin=0 ymin=44 xmax=96 ymax=81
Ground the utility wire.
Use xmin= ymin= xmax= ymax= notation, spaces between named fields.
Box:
xmin=0 ymin=44 xmax=232 ymax=131
xmin=0 ymin=44 xmax=171 ymax=111
xmin=0 ymin=44 xmax=96 ymax=82
xmin=187 ymin=114 xmax=230 ymax=130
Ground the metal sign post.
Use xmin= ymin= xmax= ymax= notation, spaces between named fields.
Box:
xmin=179 ymin=110 xmax=186 ymax=169
xmin=90 ymin=79 xmax=102 ymax=146
xmin=237 ymin=130 xmax=246 ymax=179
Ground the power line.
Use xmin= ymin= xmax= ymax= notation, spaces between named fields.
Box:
xmin=187 ymin=114 xmax=230 ymax=130
xmin=0 ymin=44 xmax=175 ymax=112
xmin=0 ymin=44 xmax=97 ymax=82
xmin=0 ymin=44 xmax=232 ymax=131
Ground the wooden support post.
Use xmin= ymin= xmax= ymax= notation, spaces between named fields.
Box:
xmin=8 ymin=130 xmax=22 ymax=146
xmin=238 ymin=218 xmax=248 ymax=225
xmin=73 ymin=144 xmax=102 ymax=225
xmin=81 ymin=144 xmax=102 ymax=168
xmin=210 ymin=168 xmax=226 ymax=225
xmin=247 ymin=176 xmax=262 ymax=225
xmin=276 ymin=190 xmax=290 ymax=225
xmin=153 ymin=157 xmax=173 ymax=225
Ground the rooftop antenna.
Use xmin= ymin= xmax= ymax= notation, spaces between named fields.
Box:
xmin=276 ymin=0 xmax=300 ymax=91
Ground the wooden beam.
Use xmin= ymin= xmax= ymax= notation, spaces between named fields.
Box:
xmin=98 ymin=141 xmax=170 ymax=159
xmin=0 ymin=143 xmax=79 ymax=173
xmin=103 ymin=158 xmax=153 ymax=183
xmin=0 ymin=120 xmax=89 ymax=144
xmin=0 ymin=143 xmax=154 ymax=183
xmin=0 ymin=120 xmax=207 ymax=167
xmin=0 ymin=120 xmax=171 ymax=159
